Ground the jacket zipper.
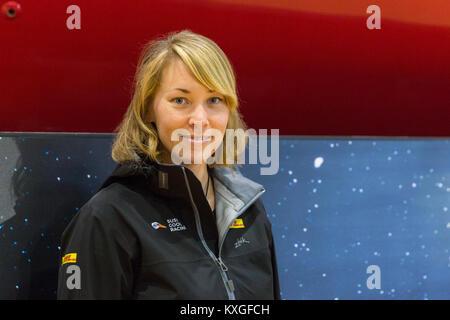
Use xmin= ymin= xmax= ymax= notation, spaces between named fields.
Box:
xmin=181 ymin=167 xmax=236 ymax=299
xmin=181 ymin=167 xmax=265 ymax=299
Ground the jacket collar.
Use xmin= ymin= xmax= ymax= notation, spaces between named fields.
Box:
xmin=98 ymin=155 xmax=266 ymax=212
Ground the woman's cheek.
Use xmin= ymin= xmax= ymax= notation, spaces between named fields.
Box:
xmin=159 ymin=127 xmax=177 ymax=153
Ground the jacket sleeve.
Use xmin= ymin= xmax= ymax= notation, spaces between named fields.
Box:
xmin=268 ymin=226 xmax=281 ymax=300
xmin=257 ymin=198 xmax=282 ymax=300
xmin=57 ymin=202 xmax=137 ymax=299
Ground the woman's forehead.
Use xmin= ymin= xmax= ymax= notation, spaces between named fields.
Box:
xmin=160 ymin=59 xmax=194 ymax=86
xmin=160 ymin=68 xmax=214 ymax=95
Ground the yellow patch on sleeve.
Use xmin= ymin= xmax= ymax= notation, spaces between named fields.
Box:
xmin=62 ymin=253 xmax=77 ymax=265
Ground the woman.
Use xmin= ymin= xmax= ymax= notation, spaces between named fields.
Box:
xmin=57 ymin=30 xmax=280 ymax=300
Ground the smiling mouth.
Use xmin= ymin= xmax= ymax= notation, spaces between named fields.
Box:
xmin=179 ymin=134 xmax=212 ymax=143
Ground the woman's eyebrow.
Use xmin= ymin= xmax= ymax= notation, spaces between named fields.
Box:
xmin=172 ymin=88 xmax=216 ymax=94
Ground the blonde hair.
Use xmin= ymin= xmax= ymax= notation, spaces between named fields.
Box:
xmin=111 ymin=29 xmax=248 ymax=170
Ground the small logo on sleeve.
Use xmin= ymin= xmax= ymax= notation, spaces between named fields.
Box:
xmin=230 ymin=218 xmax=245 ymax=229
xmin=62 ymin=253 xmax=77 ymax=265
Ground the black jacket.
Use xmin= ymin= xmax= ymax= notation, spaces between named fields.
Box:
xmin=57 ymin=157 xmax=280 ymax=300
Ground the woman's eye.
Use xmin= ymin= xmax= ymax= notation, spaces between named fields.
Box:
xmin=171 ymin=97 xmax=187 ymax=105
xmin=209 ymin=97 xmax=223 ymax=104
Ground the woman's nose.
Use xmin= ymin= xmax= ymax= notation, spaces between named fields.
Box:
xmin=188 ymin=103 xmax=210 ymax=127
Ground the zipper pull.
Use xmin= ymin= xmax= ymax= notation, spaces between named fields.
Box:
xmin=227 ymin=279 xmax=235 ymax=292
xmin=217 ymin=257 xmax=235 ymax=293
xmin=217 ymin=257 xmax=228 ymax=272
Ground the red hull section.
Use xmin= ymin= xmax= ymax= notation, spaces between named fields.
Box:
xmin=1 ymin=0 xmax=449 ymax=136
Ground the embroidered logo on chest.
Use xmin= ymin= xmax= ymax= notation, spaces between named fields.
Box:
xmin=234 ymin=236 xmax=250 ymax=249
xmin=166 ymin=218 xmax=187 ymax=232
xmin=151 ymin=218 xmax=187 ymax=232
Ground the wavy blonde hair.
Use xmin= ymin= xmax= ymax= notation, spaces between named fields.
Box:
xmin=111 ymin=29 xmax=248 ymax=170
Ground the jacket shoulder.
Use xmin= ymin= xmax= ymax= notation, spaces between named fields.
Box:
xmin=83 ymin=181 xmax=143 ymax=217
xmin=64 ymin=182 xmax=141 ymax=236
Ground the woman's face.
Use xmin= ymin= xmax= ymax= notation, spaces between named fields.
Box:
xmin=149 ymin=58 xmax=230 ymax=165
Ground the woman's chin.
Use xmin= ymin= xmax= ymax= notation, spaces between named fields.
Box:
xmin=171 ymin=152 xmax=213 ymax=165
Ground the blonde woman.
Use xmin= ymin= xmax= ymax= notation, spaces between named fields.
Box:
xmin=57 ymin=30 xmax=280 ymax=300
